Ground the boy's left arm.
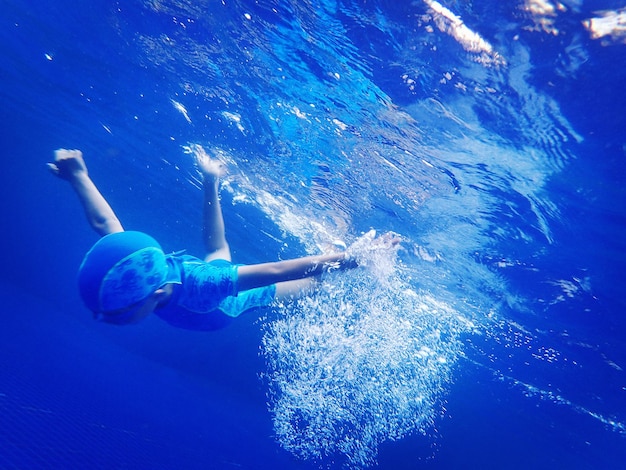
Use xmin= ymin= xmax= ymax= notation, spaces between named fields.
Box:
xmin=49 ymin=149 xmax=124 ymax=236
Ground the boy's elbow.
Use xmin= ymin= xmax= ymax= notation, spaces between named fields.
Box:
xmin=93 ymin=217 xmax=124 ymax=236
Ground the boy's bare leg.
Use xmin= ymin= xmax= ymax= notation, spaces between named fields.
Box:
xmin=193 ymin=145 xmax=231 ymax=262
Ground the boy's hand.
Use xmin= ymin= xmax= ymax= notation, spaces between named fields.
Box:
xmin=345 ymin=230 xmax=401 ymax=267
xmin=47 ymin=148 xmax=88 ymax=181
xmin=192 ymin=145 xmax=226 ymax=180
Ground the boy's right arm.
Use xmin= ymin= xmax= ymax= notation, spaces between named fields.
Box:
xmin=49 ymin=149 xmax=124 ymax=236
xmin=237 ymin=252 xmax=358 ymax=292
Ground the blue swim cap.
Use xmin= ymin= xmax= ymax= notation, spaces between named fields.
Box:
xmin=78 ymin=231 xmax=168 ymax=314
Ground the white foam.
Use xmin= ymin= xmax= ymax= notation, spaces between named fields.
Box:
xmin=262 ymin=241 xmax=475 ymax=466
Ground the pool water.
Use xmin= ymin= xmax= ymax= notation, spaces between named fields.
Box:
xmin=1 ymin=0 xmax=625 ymax=468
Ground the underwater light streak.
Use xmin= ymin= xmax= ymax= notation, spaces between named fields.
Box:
xmin=583 ymin=8 xmax=626 ymax=44
xmin=171 ymin=98 xmax=192 ymax=123
xmin=423 ymin=0 xmax=506 ymax=66
xmin=502 ymin=373 xmax=626 ymax=435
xmin=521 ymin=0 xmax=564 ymax=35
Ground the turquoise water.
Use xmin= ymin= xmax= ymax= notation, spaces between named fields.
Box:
xmin=1 ymin=0 xmax=625 ymax=468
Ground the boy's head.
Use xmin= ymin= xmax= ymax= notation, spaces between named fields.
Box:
xmin=78 ymin=231 xmax=169 ymax=323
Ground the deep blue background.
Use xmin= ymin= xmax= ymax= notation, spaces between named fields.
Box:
xmin=1 ymin=0 xmax=625 ymax=468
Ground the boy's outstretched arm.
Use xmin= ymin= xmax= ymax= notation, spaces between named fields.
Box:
xmin=193 ymin=146 xmax=231 ymax=262
xmin=48 ymin=149 xmax=123 ymax=236
xmin=238 ymin=231 xmax=401 ymax=293
xmin=237 ymin=252 xmax=357 ymax=292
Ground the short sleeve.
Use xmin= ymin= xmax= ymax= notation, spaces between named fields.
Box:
xmin=177 ymin=259 xmax=238 ymax=313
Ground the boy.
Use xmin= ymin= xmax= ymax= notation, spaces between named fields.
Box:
xmin=49 ymin=147 xmax=361 ymax=329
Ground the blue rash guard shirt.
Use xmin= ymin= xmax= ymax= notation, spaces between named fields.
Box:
xmin=154 ymin=254 xmax=276 ymax=330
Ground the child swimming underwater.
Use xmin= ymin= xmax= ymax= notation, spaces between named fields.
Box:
xmin=49 ymin=147 xmax=394 ymax=330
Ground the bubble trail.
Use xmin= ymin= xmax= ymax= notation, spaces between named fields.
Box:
xmin=262 ymin=237 xmax=475 ymax=468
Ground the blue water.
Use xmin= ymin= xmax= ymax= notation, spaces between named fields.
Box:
xmin=1 ymin=0 xmax=625 ymax=468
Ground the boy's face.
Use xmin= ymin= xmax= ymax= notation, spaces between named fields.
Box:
xmin=124 ymin=294 xmax=161 ymax=324
xmin=97 ymin=284 xmax=173 ymax=325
